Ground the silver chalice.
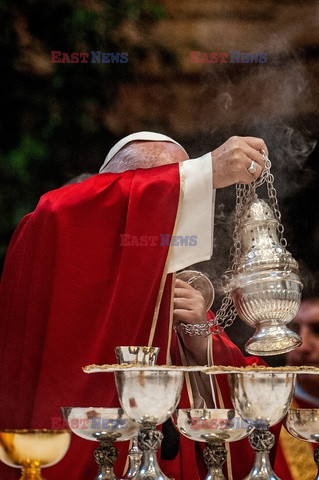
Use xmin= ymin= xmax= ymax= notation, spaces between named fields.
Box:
xmin=115 ymin=346 xmax=160 ymax=479
xmin=229 ymin=371 xmax=296 ymax=480
xmin=115 ymin=368 xmax=184 ymax=480
xmin=61 ymin=407 xmax=139 ymax=480
xmin=115 ymin=346 xmax=160 ymax=367
xmin=284 ymin=408 xmax=319 ymax=480
xmin=174 ymin=408 xmax=254 ymax=480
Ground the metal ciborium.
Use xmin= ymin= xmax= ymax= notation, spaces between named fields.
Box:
xmin=226 ymin=198 xmax=302 ymax=355
xmin=229 ymin=371 xmax=296 ymax=480
xmin=0 ymin=429 xmax=71 ymax=480
xmin=114 ymin=368 xmax=184 ymax=480
xmin=115 ymin=346 xmax=160 ymax=479
xmin=61 ymin=407 xmax=139 ymax=480
xmin=284 ymin=408 xmax=319 ymax=480
xmin=174 ymin=408 xmax=254 ymax=480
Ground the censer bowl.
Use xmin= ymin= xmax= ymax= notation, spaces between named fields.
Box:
xmin=231 ymin=270 xmax=302 ymax=355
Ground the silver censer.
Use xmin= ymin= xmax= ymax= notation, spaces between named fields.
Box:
xmin=227 ymin=198 xmax=302 ymax=355
xmin=211 ymin=153 xmax=303 ymax=355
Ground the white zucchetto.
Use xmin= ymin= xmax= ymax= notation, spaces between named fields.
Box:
xmin=99 ymin=131 xmax=187 ymax=173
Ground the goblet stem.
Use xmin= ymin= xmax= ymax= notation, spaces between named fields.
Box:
xmin=123 ymin=435 xmax=142 ymax=479
xmin=20 ymin=464 xmax=43 ymax=480
xmin=133 ymin=424 xmax=170 ymax=480
xmin=203 ymin=443 xmax=227 ymax=480
xmin=94 ymin=439 xmax=119 ymax=480
xmin=244 ymin=429 xmax=280 ymax=480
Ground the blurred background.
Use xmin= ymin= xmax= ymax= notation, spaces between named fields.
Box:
xmin=1 ymin=0 xmax=319 ymax=357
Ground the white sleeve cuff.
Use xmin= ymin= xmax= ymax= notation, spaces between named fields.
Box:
xmin=167 ymin=152 xmax=215 ymax=273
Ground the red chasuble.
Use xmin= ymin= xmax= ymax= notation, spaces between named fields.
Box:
xmin=0 ymin=164 xmax=277 ymax=480
xmin=0 ymin=165 xmax=181 ymax=479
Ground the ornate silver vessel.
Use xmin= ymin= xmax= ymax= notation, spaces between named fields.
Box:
xmin=226 ymin=198 xmax=302 ymax=355
xmin=229 ymin=371 xmax=296 ymax=480
xmin=174 ymin=408 xmax=254 ymax=480
xmin=284 ymin=409 xmax=319 ymax=480
xmin=115 ymin=368 xmax=184 ymax=480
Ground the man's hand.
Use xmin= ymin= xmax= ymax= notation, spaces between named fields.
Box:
xmin=212 ymin=136 xmax=268 ymax=189
xmin=173 ymin=278 xmax=206 ymax=327
xmin=174 ymin=278 xmax=208 ymax=365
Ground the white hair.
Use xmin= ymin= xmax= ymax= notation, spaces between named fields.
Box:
xmin=102 ymin=143 xmax=154 ymax=173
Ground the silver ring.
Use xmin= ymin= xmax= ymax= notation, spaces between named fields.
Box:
xmin=247 ymin=160 xmax=257 ymax=174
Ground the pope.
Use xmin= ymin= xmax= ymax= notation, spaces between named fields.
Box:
xmin=0 ymin=132 xmax=273 ymax=479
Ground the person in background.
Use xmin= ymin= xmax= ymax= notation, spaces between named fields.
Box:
xmin=275 ymin=297 xmax=319 ymax=480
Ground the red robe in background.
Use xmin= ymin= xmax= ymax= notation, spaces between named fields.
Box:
xmin=0 ymin=166 xmax=180 ymax=479
xmin=0 ymin=164 xmax=277 ymax=480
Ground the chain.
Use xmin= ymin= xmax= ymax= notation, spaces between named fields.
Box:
xmin=176 ymin=152 xmax=288 ymax=338
xmin=207 ymin=152 xmax=287 ymax=334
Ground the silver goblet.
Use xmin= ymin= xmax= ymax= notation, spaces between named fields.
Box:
xmin=115 ymin=346 xmax=160 ymax=367
xmin=61 ymin=407 xmax=139 ymax=480
xmin=229 ymin=372 xmax=296 ymax=480
xmin=115 ymin=346 xmax=160 ymax=479
xmin=174 ymin=408 xmax=254 ymax=480
xmin=115 ymin=368 xmax=184 ymax=480
xmin=284 ymin=408 xmax=319 ymax=480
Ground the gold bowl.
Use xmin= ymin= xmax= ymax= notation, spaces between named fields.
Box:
xmin=0 ymin=429 xmax=71 ymax=480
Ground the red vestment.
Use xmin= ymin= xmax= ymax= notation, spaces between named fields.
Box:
xmin=0 ymin=165 xmax=276 ymax=479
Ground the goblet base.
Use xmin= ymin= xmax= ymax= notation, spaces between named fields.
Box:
xmin=203 ymin=443 xmax=227 ymax=480
xmin=244 ymin=429 xmax=281 ymax=480
xmin=245 ymin=322 xmax=301 ymax=356
xmin=133 ymin=425 xmax=171 ymax=480
xmin=94 ymin=439 xmax=119 ymax=480
xmin=132 ymin=451 xmax=171 ymax=480
xmin=205 ymin=470 xmax=226 ymax=480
